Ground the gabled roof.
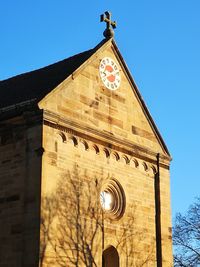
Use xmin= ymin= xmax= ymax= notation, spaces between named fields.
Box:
xmin=0 ymin=38 xmax=171 ymax=157
xmin=0 ymin=42 xmax=106 ymax=109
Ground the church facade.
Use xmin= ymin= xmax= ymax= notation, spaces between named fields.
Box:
xmin=0 ymin=34 xmax=173 ymax=266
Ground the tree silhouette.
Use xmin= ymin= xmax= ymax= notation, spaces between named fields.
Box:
xmin=40 ymin=167 xmax=103 ymax=267
xmin=55 ymin=169 xmax=102 ymax=267
xmin=173 ymin=197 xmax=200 ymax=267
xmin=116 ymin=204 xmax=155 ymax=267
xmin=40 ymin=194 xmax=58 ymax=266
xmin=40 ymin=167 xmax=155 ymax=266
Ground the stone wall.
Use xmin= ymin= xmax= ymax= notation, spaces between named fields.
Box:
xmin=40 ymin=120 xmax=172 ymax=266
xmin=0 ymin=111 xmax=42 ymax=267
xmin=39 ymin=39 xmax=173 ymax=266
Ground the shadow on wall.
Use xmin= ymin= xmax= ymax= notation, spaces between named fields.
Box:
xmin=40 ymin=166 xmax=155 ymax=267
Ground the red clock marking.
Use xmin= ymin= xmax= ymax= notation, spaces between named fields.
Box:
xmin=104 ymin=65 xmax=116 ymax=82
xmin=107 ymin=74 xmax=115 ymax=82
xmin=105 ymin=65 xmax=113 ymax=72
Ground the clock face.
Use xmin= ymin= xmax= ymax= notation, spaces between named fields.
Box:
xmin=99 ymin=57 xmax=121 ymax=90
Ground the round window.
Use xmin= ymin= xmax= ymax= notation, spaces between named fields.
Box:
xmin=100 ymin=179 xmax=126 ymax=220
xmin=100 ymin=190 xmax=114 ymax=211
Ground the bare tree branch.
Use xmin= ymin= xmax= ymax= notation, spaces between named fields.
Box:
xmin=173 ymin=197 xmax=200 ymax=266
xmin=40 ymin=167 xmax=155 ymax=266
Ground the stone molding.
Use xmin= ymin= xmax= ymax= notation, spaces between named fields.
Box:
xmin=44 ymin=126 xmax=160 ymax=176
xmin=43 ymin=110 xmax=170 ymax=170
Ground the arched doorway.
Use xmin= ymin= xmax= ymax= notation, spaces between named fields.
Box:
xmin=102 ymin=246 xmax=119 ymax=267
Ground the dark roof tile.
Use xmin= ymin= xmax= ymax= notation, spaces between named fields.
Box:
xmin=0 ymin=49 xmax=94 ymax=108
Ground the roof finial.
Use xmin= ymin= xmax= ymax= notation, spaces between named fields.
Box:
xmin=100 ymin=11 xmax=116 ymax=39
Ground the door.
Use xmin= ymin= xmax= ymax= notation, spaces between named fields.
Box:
xmin=102 ymin=246 xmax=119 ymax=267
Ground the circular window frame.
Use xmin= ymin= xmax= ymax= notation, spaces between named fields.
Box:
xmin=100 ymin=179 xmax=126 ymax=220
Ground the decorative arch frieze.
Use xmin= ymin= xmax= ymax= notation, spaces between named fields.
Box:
xmin=49 ymin=129 xmax=157 ymax=175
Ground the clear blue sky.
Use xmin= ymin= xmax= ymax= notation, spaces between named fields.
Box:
xmin=1 ymin=1 xmax=200 ymax=220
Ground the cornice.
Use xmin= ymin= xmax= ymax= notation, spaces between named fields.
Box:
xmin=43 ymin=110 xmax=171 ymax=169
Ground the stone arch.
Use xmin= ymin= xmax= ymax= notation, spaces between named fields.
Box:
xmin=79 ymin=139 xmax=89 ymax=151
xmin=103 ymin=246 xmax=119 ymax=267
xmin=54 ymin=131 xmax=66 ymax=152
xmin=132 ymin=158 xmax=139 ymax=168
xmin=68 ymin=136 xmax=78 ymax=147
xmin=103 ymin=148 xmax=110 ymax=158
xmin=111 ymin=151 xmax=120 ymax=161
xmin=92 ymin=144 xmax=100 ymax=154
xmin=122 ymin=155 xmax=130 ymax=165
xmin=142 ymin=162 xmax=148 ymax=172
xmin=150 ymin=165 xmax=157 ymax=175
xmin=57 ymin=131 xmax=67 ymax=143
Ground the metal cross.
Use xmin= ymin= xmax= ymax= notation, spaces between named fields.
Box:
xmin=100 ymin=11 xmax=116 ymax=38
